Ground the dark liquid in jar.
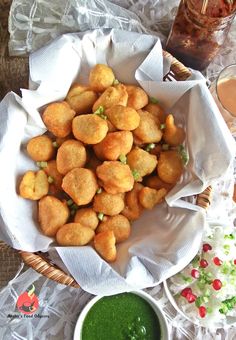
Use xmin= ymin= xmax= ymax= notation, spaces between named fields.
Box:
xmin=166 ymin=0 xmax=236 ymax=70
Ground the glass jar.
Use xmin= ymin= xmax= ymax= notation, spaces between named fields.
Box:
xmin=166 ymin=0 xmax=236 ymax=70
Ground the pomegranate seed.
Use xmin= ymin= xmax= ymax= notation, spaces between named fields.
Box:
xmin=203 ymin=243 xmax=212 ymax=252
xmin=213 ymin=257 xmax=222 ymax=266
xmin=181 ymin=287 xmax=192 ymax=297
xmin=234 ymin=260 xmax=236 ymax=265
xmin=199 ymin=306 xmax=207 ymax=318
xmin=191 ymin=269 xmax=200 ymax=279
xmin=186 ymin=293 xmax=197 ymax=303
xmin=199 ymin=259 xmax=208 ymax=268
xmin=212 ymin=279 xmax=222 ymax=290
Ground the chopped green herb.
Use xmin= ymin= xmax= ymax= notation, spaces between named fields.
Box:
xmin=52 ymin=141 xmax=59 ymax=148
xmin=162 ymin=144 xmax=169 ymax=151
xmin=119 ymin=154 xmax=127 ymax=164
xmin=36 ymin=161 xmax=41 ymax=167
xmin=70 ymin=210 xmax=76 ymax=216
xmin=96 ymin=188 xmax=102 ymax=194
xmin=223 ymin=244 xmax=230 ymax=250
xmin=132 ymin=169 xmax=140 ymax=181
xmin=71 ymin=203 xmax=78 ymax=211
xmin=178 ymin=144 xmax=189 ymax=165
xmin=94 ymin=106 xmax=107 ymax=120
xmin=195 ymin=297 xmax=202 ymax=308
xmin=113 ymin=79 xmax=120 ymax=85
xmin=145 ymin=143 xmax=155 ymax=152
xmin=149 ymin=97 xmax=159 ymax=104
xmin=224 ymin=233 xmax=235 ymax=240
xmin=47 ymin=176 xmax=54 ymax=184
xmin=97 ymin=212 xmax=104 ymax=221
xmin=67 ymin=199 xmax=74 ymax=206
xmin=38 ymin=161 xmax=48 ymax=168
xmin=160 ymin=124 xmax=166 ymax=130
xmin=206 ymin=307 xmax=213 ymax=314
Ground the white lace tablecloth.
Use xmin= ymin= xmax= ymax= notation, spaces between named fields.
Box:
xmin=1 ymin=0 xmax=236 ymax=339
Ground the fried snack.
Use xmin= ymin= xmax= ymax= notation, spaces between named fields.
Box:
xmin=126 ymin=147 xmax=158 ymax=181
xmin=38 ymin=196 xmax=69 ymax=236
xmin=89 ymin=64 xmax=115 ymax=92
xmin=149 ymin=144 xmax=162 ymax=157
xmin=96 ymin=215 xmax=130 ymax=243
xmin=44 ymin=160 xmax=63 ymax=194
xmin=122 ymin=183 xmax=144 ymax=221
xmin=144 ymin=102 xmax=166 ymax=124
xmin=138 ymin=187 xmax=167 ymax=209
xmin=133 ymin=109 xmax=162 ymax=143
xmin=126 ymin=85 xmax=148 ymax=110
xmin=157 ymin=151 xmax=183 ymax=184
xmin=62 ymin=168 xmax=98 ymax=205
xmin=56 ymin=223 xmax=95 ymax=246
xmin=93 ymin=192 xmax=125 ymax=216
xmin=42 ymin=102 xmax=76 ymax=138
xmin=107 ymin=120 xmax=117 ymax=132
xmin=27 ymin=135 xmax=55 ymax=162
xmin=93 ymin=131 xmax=133 ymax=161
xmin=92 ymin=84 xmax=128 ymax=112
xmin=72 ymin=114 xmax=108 ymax=144
xmin=74 ymin=208 xmax=99 ymax=230
xmin=94 ymin=230 xmax=117 ymax=262
xmin=19 ymin=170 xmax=49 ymax=200
xmin=145 ymin=176 xmax=174 ymax=192
xmin=56 ymin=139 xmax=86 ymax=175
xmin=66 ymin=83 xmax=98 ymax=114
xmin=55 ymin=135 xmax=73 ymax=147
xmin=163 ymin=114 xmax=185 ymax=146
xmin=105 ymin=105 xmax=140 ymax=131
xmin=96 ymin=161 xmax=134 ymax=194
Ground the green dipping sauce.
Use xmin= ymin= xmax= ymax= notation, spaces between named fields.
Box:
xmin=81 ymin=293 xmax=161 ymax=340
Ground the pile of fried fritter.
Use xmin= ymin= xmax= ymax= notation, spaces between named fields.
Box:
xmin=18 ymin=64 xmax=187 ymax=263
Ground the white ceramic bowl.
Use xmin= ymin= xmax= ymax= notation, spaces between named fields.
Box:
xmin=73 ymin=290 xmax=170 ymax=340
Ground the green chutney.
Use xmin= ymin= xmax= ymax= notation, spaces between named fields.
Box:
xmin=81 ymin=292 xmax=161 ymax=340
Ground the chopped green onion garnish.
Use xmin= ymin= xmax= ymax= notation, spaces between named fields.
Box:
xmin=149 ymin=96 xmax=159 ymax=104
xmin=96 ymin=188 xmax=102 ymax=194
xmin=113 ymin=79 xmax=120 ymax=85
xmin=97 ymin=212 xmax=104 ymax=221
xmin=52 ymin=141 xmax=59 ymax=148
xmin=223 ymin=244 xmax=230 ymax=250
xmin=160 ymin=124 xmax=166 ymax=130
xmin=145 ymin=143 xmax=155 ymax=152
xmin=94 ymin=106 xmax=105 ymax=115
xmin=162 ymin=144 xmax=169 ymax=151
xmin=195 ymin=297 xmax=202 ymax=308
xmin=70 ymin=210 xmax=76 ymax=216
xmin=224 ymin=234 xmax=235 ymax=240
xmin=132 ymin=169 xmax=140 ymax=181
xmin=119 ymin=154 xmax=127 ymax=164
xmin=37 ymin=161 xmax=48 ymax=168
xmin=178 ymin=144 xmax=189 ymax=165
xmin=71 ymin=203 xmax=78 ymax=211
xmin=47 ymin=176 xmax=54 ymax=184
xmin=67 ymin=199 xmax=74 ymax=206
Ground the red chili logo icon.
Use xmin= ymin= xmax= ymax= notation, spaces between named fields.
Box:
xmin=16 ymin=284 xmax=39 ymax=315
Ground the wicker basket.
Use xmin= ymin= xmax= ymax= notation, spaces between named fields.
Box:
xmin=15 ymin=51 xmax=212 ymax=288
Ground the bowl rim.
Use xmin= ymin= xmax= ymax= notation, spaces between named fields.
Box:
xmin=73 ymin=290 xmax=170 ymax=340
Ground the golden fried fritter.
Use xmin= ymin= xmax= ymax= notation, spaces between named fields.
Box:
xmin=42 ymin=101 xmax=76 ymax=138
xmin=144 ymin=102 xmax=166 ymax=124
xmin=144 ymin=176 xmax=174 ymax=192
xmin=92 ymin=84 xmax=128 ymax=112
xmin=163 ymin=114 xmax=185 ymax=146
xmin=44 ymin=160 xmax=63 ymax=194
xmin=138 ymin=187 xmax=167 ymax=209
xmin=133 ymin=109 xmax=162 ymax=143
xmin=93 ymin=131 xmax=133 ymax=161
xmin=93 ymin=192 xmax=125 ymax=216
xmin=56 ymin=223 xmax=95 ymax=246
xmin=74 ymin=208 xmax=99 ymax=230
xmin=157 ymin=151 xmax=183 ymax=184
xmin=27 ymin=135 xmax=55 ymax=162
xmin=122 ymin=182 xmax=144 ymax=221
xmin=62 ymin=168 xmax=98 ymax=205
xmin=96 ymin=161 xmax=134 ymax=194
xmin=66 ymin=83 xmax=98 ymax=114
xmin=105 ymin=105 xmax=140 ymax=131
xmin=56 ymin=139 xmax=86 ymax=175
xmin=72 ymin=114 xmax=108 ymax=144
xmin=38 ymin=196 xmax=69 ymax=236
xmin=19 ymin=170 xmax=49 ymax=200
xmin=89 ymin=64 xmax=115 ymax=92
xmin=126 ymin=85 xmax=148 ymax=110
xmin=126 ymin=147 xmax=157 ymax=181
xmin=96 ymin=215 xmax=130 ymax=243
xmin=94 ymin=230 xmax=117 ymax=262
